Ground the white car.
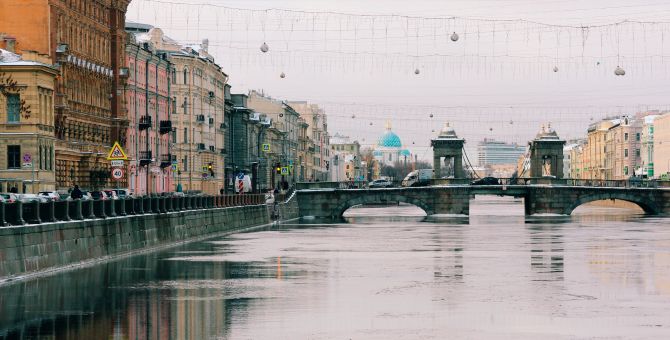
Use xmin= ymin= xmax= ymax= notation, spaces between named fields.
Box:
xmin=39 ymin=191 xmax=61 ymax=201
xmin=20 ymin=194 xmax=49 ymax=203
xmin=0 ymin=193 xmax=20 ymax=203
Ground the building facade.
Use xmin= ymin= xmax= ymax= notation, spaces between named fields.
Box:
xmin=124 ymin=28 xmax=173 ymax=195
xmin=1 ymin=0 xmax=133 ymax=191
xmin=611 ymin=116 xmax=642 ymax=180
xmin=477 ymin=139 xmax=524 ymax=166
xmin=329 ymin=133 xmax=362 ymax=181
xmin=0 ymin=50 xmax=59 ymax=193
xmin=653 ymin=113 xmax=670 ymax=177
xmin=135 ymin=28 xmax=227 ymax=194
xmin=640 ymin=115 xmax=660 ymax=177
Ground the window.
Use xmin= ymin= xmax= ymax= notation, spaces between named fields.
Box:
xmin=183 ymin=68 xmax=188 ymax=84
xmin=184 ymin=156 xmax=188 ymax=172
xmin=172 ymin=97 xmax=176 ymax=114
xmin=636 ymin=149 xmax=640 ymax=157
xmin=183 ymin=128 xmax=188 ymax=143
xmin=636 ymin=133 xmax=640 ymax=141
xmin=183 ymin=97 xmax=188 ymax=114
xmin=171 ymin=69 xmax=176 ymax=84
xmin=625 ymin=149 xmax=629 ymax=158
xmin=7 ymin=145 xmax=20 ymax=169
xmin=624 ymin=133 xmax=629 ymax=141
xmin=7 ymin=94 xmax=20 ymax=122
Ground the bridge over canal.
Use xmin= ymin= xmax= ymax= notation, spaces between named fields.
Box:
xmin=295 ymin=184 xmax=670 ymax=217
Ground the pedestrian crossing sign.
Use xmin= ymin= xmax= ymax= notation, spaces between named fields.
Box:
xmin=201 ymin=166 xmax=208 ymax=173
xmin=262 ymin=144 xmax=270 ymax=152
xmin=107 ymin=142 xmax=128 ymax=160
xmin=281 ymin=167 xmax=289 ymax=175
xmin=290 ymin=165 xmax=293 ymax=173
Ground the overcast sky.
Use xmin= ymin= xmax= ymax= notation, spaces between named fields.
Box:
xmin=128 ymin=0 xmax=670 ymax=159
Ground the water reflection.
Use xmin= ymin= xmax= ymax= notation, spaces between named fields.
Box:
xmin=2 ymin=197 xmax=670 ymax=339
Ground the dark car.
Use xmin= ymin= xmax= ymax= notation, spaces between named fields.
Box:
xmin=470 ymin=177 xmax=500 ymax=185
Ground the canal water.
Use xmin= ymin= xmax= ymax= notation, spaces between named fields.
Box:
xmin=1 ymin=196 xmax=669 ymax=339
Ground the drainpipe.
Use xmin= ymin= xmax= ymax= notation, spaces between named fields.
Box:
xmin=145 ymin=48 xmax=154 ymax=195
xmin=133 ymin=45 xmax=140 ymax=194
xmin=155 ymin=55 xmax=163 ymax=192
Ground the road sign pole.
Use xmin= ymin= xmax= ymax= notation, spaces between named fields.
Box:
xmin=32 ymin=161 xmax=35 ymax=194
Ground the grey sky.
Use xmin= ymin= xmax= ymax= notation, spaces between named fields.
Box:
xmin=128 ymin=0 xmax=670 ymax=159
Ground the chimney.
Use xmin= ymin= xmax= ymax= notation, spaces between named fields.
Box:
xmin=202 ymin=39 xmax=209 ymax=52
xmin=4 ymin=37 xmax=16 ymax=53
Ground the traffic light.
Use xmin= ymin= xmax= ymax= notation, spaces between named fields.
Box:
xmin=276 ymin=163 xmax=281 ymax=174
xmin=326 ymin=161 xmax=330 ymax=170
xmin=208 ymin=162 xmax=213 ymax=176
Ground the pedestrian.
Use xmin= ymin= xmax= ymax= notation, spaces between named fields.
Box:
xmin=220 ymin=188 xmax=224 ymax=195
xmin=10 ymin=187 xmax=17 ymax=193
xmin=71 ymin=185 xmax=83 ymax=200
xmin=315 ymin=178 xmax=320 ymax=182
xmin=282 ymin=179 xmax=289 ymax=191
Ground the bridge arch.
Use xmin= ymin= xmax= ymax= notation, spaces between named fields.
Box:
xmin=564 ymin=192 xmax=661 ymax=215
xmin=332 ymin=193 xmax=434 ymax=217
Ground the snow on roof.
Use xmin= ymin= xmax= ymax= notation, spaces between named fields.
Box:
xmin=644 ymin=115 xmax=660 ymax=124
xmin=0 ymin=49 xmax=56 ymax=69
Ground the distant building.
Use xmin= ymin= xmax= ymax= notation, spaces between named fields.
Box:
xmin=640 ymin=113 xmax=663 ymax=177
xmin=653 ymin=113 xmax=670 ymax=177
xmin=329 ymin=133 xmax=362 ymax=180
xmin=372 ymin=121 xmax=411 ymax=166
xmin=477 ymin=139 xmax=525 ymax=165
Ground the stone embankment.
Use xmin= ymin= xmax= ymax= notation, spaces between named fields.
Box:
xmin=0 ymin=194 xmax=299 ymax=282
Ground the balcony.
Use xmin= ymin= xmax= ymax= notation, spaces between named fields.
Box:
xmin=209 ymin=145 xmax=215 ymax=152
xmin=159 ymin=120 xmax=172 ymax=135
xmin=139 ymin=151 xmax=152 ymax=166
xmin=195 ymin=115 xmax=205 ymax=123
xmin=139 ymin=116 xmax=151 ymax=131
xmin=160 ymin=154 xmax=172 ymax=168
xmin=197 ymin=143 xmax=205 ymax=150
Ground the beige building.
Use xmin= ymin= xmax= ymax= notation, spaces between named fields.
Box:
xmin=0 ymin=50 xmax=59 ymax=193
xmin=138 ymin=29 xmax=228 ymax=194
xmin=329 ymin=133 xmax=362 ymax=180
xmin=585 ymin=119 xmax=617 ymax=180
xmin=653 ymin=113 xmax=670 ymax=178
xmin=611 ymin=117 xmax=642 ymax=179
xmin=287 ymin=101 xmax=330 ymax=181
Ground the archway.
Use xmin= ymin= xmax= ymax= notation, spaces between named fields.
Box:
xmin=564 ymin=193 xmax=661 ymax=215
xmin=332 ymin=194 xmax=433 ymax=217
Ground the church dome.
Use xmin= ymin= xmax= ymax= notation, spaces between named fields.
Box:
xmin=374 ymin=150 xmax=383 ymax=156
xmin=398 ymin=149 xmax=411 ymax=157
xmin=376 ymin=121 xmax=402 ymax=147
xmin=437 ymin=122 xmax=458 ymax=139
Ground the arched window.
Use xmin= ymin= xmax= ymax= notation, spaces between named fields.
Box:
xmin=183 ymin=68 xmax=188 ymax=84
xmin=172 ymin=69 xmax=176 ymax=84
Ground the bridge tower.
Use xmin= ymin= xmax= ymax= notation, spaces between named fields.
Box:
xmin=529 ymin=124 xmax=566 ymax=178
xmin=431 ymin=122 xmax=465 ymax=178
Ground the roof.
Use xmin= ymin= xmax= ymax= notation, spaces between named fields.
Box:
xmin=0 ymin=49 xmax=57 ymax=69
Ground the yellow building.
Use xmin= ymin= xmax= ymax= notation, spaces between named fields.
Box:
xmin=653 ymin=113 xmax=670 ymax=177
xmin=0 ymin=50 xmax=59 ymax=193
xmin=585 ymin=120 xmax=616 ymax=180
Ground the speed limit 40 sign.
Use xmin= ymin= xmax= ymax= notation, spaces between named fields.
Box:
xmin=111 ymin=167 xmax=124 ymax=180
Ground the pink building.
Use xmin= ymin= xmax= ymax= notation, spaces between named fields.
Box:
xmin=125 ymin=36 xmax=173 ymax=195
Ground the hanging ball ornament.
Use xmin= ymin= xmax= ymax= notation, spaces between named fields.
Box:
xmin=430 ymin=113 xmax=433 ymax=118
xmin=415 ymin=68 xmax=420 ymax=75
xmin=362 ymin=138 xmax=365 ymax=141
xmin=450 ymin=32 xmax=459 ymax=42
xmin=553 ymin=66 xmax=558 ymax=72
xmin=351 ymin=114 xmax=356 ymax=119
xmin=590 ymin=117 xmax=594 ymax=120
xmin=280 ymin=72 xmax=285 ymax=78
xmin=614 ymin=66 xmax=625 ymax=76
xmin=432 ymin=129 xmax=435 ymax=132
xmin=509 ymin=119 xmax=514 ymax=124
xmin=490 ymin=127 xmax=493 ymax=131
xmin=412 ymin=141 xmax=415 ymax=144
xmin=370 ymin=122 xmax=373 ymax=125
xmin=260 ymin=42 xmax=269 ymax=53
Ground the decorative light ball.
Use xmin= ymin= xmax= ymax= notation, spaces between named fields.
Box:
xmin=614 ymin=66 xmax=625 ymax=76
xmin=509 ymin=120 xmax=513 ymax=124
xmin=432 ymin=129 xmax=435 ymax=132
xmin=414 ymin=68 xmax=420 ymax=75
xmin=351 ymin=114 xmax=356 ymax=119
xmin=450 ymin=32 xmax=459 ymax=42
xmin=553 ymin=66 xmax=558 ymax=72
xmin=430 ymin=113 xmax=433 ymax=118
xmin=260 ymin=42 xmax=269 ymax=53
xmin=280 ymin=72 xmax=285 ymax=78
xmin=362 ymin=138 xmax=365 ymax=141
xmin=590 ymin=117 xmax=594 ymax=120
xmin=412 ymin=141 xmax=415 ymax=144
xmin=370 ymin=122 xmax=373 ymax=125
xmin=489 ymin=127 xmax=493 ymax=131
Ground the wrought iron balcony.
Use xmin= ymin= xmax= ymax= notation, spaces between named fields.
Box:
xmin=139 ymin=116 xmax=152 ymax=131
xmin=197 ymin=143 xmax=205 ymax=150
xmin=195 ymin=115 xmax=205 ymax=122
xmin=159 ymin=120 xmax=172 ymax=135
xmin=160 ymin=154 xmax=172 ymax=168
xmin=139 ymin=151 xmax=152 ymax=166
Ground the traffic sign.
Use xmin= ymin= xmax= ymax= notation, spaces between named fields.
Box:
xmin=290 ymin=165 xmax=293 ymax=173
xmin=171 ymin=164 xmax=178 ymax=172
xmin=111 ymin=167 xmax=124 ymax=180
xmin=262 ymin=144 xmax=270 ymax=152
xmin=22 ymin=163 xmax=33 ymax=168
xmin=281 ymin=167 xmax=289 ymax=175
xmin=201 ymin=166 xmax=208 ymax=173
xmin=289 ymin=159 xmax=293 ymax=165
xmin=22 ymin=153 xmax=32 ymax=163
xmin=203 ymin=173 xmax=208 ymax=178
xmin=107 ymin=142 xmax=128 ymax=160
xmin=228 ymin=174 xmax=234 ymax=179
xmin=111 ymin=160 xmax=124 ymax=167
xmin=662 ymin=174 xmax=668 ymax=180
xmin=172 ymin=160 xmax=178 ymax=165
xmin=237 ymin=173 xmax=245 ymax=180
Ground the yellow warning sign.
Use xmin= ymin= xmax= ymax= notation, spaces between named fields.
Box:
xmin=107 ymin=142 xmax=128 ymax=160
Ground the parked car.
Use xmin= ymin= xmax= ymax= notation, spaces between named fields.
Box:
xmin=102 ymin=190 xmax=119 ymax=200
xmin=19 ymin=194 xmax=49 ymax=203
xmin=59 ymin=193 xmax=73 ymax=201
xmin=470 ymin=177 xmax=501 ymax=185
xmin=112 ymin=189 xmax=133 ymax=198
xmin=89 ymin=191 xmax=107 ymax=200
xmin=80 ymin=192 xmax=94 ymax=201
xmin=38 ymin=191 xmax=61 ymax=201
xmin=368 ymin=179 xmax=394 ymax=188
xmin=171 ymin=192 xmax=185 ymax=198
xmin=0 ymin=193 xmax=20 ymax=203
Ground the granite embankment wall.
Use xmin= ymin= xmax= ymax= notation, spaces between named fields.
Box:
xmin=0 ymin=194 xmax=299 ymax=282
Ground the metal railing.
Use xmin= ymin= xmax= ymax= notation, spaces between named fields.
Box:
xmin=0 ymin=194 xmax=273 ymax=227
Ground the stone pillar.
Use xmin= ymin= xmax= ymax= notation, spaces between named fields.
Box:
xmin=0 ymin=201 xmax=5 ymax=227
xmin=70 ymin=200 xmax=84 ymax=220
xmin=117 ymin=198 xmax=126 ymax=216
xmin=41 ymin=201 xmax=56 ymax=223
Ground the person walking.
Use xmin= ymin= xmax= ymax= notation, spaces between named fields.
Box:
xmin=71 ymin=185 xmax=83 ymax=200
xmin=220 ymin=188 xmax=224 ymax=195
xmin=282 ymin=179 xmax=289 ymax=192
